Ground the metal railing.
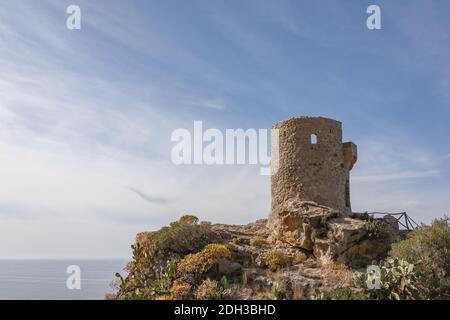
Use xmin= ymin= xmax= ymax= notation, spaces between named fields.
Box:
xmin=369 ymin=212 xmax=419 ymax=231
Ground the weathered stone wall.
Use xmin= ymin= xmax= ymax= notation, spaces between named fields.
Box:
xmin=269 ymin=116 xmax=357 ymax=225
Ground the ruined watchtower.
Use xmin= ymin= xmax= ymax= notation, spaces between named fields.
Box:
xmin=269 ymin=116 xmax=357 ymax=218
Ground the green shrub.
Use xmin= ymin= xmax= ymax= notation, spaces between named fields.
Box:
xmin=389 ymin=217 xmax=450 ymax=298
xmin=356 ymin=257 xmax=418 ymax=300
xmin=313 ymin=287 xmax=368 ymax=300
xmin=113 ymin=216 xmax=220 ymax=299
xmin=364 ymin=218 xmax=388 ymax=239
xmin=112 ymin=243 xmax=155 ymax=299
xmin=326 ymin=211 xmax=339 ymax=220
xmin=230 ymin=237 xmax=241 ymax=245
xmin=194 ymin=278 xmax=231 ymax=300
xmin=261 ymin=249 xmax=291 ymax=272
xmin=219 ymin=275 xmax=231 ymax=291
xmin=200 ymin=221 xmax=212 ymax=227
xmin=270 ymin=273 xmax=293 ymax=300
xmin=177 ymin=244 xmax=232 ymax=283
xmin=153 ymin=258 xmax=179 ymax=293
xmin=170 ymin=280 xmax=192 ymax=300
xmin=151 ymin=220 xmax=220 ymax=261
xmin=250 ymin=237 xmax=265 ymax=248
xmin=351 ymin=212 xmax=370 ymax=221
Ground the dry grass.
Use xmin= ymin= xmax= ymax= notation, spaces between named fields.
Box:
xmin=194 ymin=279 xmax=223 ymax=300
xmin=292 ymin=252 xmax=308 ymax=265
xmin=262 ymin=249 xmax=291 ymax=272
xmin=242 ymin=270 xmax=249 ymax=286
xmin=320 ymin=262 xmax=349 ymax=271
xmin=321 ymin=268 xmax=355 ymax=288
xmin=292 ymin=284 xmax=305 ymax=300
xmin=250 ymin=237 xmax=266 ymax=248
xmin=170 ymin=280 xmax=192 ymax=300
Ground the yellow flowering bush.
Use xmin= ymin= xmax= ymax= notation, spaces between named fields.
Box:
xmin=177 ymin=244 xmax=232 ymax=283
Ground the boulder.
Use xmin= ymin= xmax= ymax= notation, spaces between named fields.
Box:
xmin=268 ymin=199 xmax=399 ymax=265
xmin=315 ymin=217 xmax=397 ymax=265
xmin=337 ymin=238 xmax=389 ymax=265
xmin=383 ymin=215 xmax=400 ymax=242
xmin=218 ymin=260 xmax=242 ymax=275
xmin=268 ymin=200 xmax=338 ymax=250
xmin=327 ymin=217 xmax=366 ymax=246
xmin=313 ymin=238 xmax=338 ymax=264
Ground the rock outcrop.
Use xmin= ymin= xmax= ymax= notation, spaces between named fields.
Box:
xmin=112 ymin=213 xmax=400 ymax=300
xmin=268 ymin=200 xmax=398 ymax=265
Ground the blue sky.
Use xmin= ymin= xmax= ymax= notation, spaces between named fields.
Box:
xmin=0 ymin=0 xmax=449 ymax=259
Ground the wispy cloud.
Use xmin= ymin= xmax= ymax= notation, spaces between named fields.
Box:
xmin=200 ymin=99 xmax=228 ymax=110
xmin=125 ymin=187 xmax=170 ymax=205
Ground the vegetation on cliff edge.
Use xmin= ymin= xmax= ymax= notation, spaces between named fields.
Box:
xmin=110 ymin=215 xmax=450 ymax=300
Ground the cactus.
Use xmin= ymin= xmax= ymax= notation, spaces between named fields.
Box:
xmin=357 ymin=257 xmax=418 ymax=299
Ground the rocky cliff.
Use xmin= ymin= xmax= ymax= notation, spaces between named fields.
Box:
xmin=109 ymin=206 xmax=399 ymax=300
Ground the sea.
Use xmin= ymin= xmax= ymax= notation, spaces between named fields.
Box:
xmin=0 ymin=259 xmax=128 ymax=300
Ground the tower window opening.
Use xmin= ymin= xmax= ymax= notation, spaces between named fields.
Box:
xmin=311 ymin=134 xmax=318 ymax=145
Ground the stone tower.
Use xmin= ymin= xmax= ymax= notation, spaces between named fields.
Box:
xmin=269 ymin=116 xmax=357 ymax=220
